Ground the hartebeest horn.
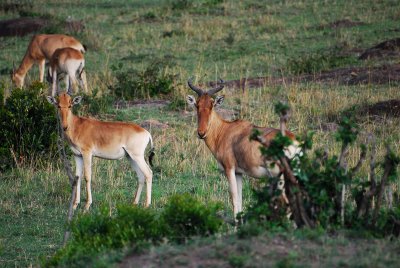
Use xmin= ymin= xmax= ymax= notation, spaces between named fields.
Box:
xmin=188 ymin=78 xmax=204 ymax=96
xmin=206 ymin=79 xmax=224 ymax=96
xmin=12 ymin=61 xmax=16 ymax=73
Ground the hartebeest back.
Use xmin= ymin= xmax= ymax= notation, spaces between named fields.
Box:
xmin=187 ymin=79 xmax=301 ymax=219
xmin=12 ymin=34 xmax=85 ymax=88
xmin=47 ymin=47 xmax=88 ymax=96
xmin=47 ymin=93 xmax=154 ymax=211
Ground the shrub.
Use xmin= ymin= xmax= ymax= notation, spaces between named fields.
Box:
xmin=0 ymin=83 xmax=57 ymax=171
xmin=243 ymin=102 xmax=400 ymax=236
xmin=78 ymin=89 xmax=115 ymax=116
xmin=46 ymin=194 xmax=224 ymax=266
xmin=46 ymin=205 xmax=163 ymax=267
xmin=162 ymin=193 xmax=223 ymax=243
xmin=111 ymin=60 xmax=176 ymax=100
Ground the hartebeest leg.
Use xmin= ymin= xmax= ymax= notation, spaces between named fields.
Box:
xmin=236 ymin=174 xmax=243 ymax=213
xmin=226 ymin=169 xmax=240 ymax=219
xmin=73 ymin=156 xmax=84 ymax=210
xmin=82 ymin=153 xmax=93 ymax=211
xmin=51 ymin=70 xmax=58 ymax=97
xmin=39 ymin=59 xmax=45 ymax=82
xmin=127 ymin=154 xmax=153 ymax=207
xmin=65 ymin=74 xmax=71 ymax=94
xmin=80 ymin=69 xmax=88 ymax=93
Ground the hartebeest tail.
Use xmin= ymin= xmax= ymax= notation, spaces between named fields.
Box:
xmin=47 ymin=93 xmax=154 ymax=211
xmin=47 ymin=47 xmax=88 ymax=96
xmin=187 ymin=78 xmax=301 ymax=220
xmin=12 ymin=34 xmax=85 ymax=88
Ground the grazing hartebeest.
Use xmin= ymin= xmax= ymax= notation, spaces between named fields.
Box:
xmin=47 ymin=93 xmax=154 ymax=211
xmin=187 ymin=79 xmax=301 ymax=219
xmin=47 ymin=47 xmax=88 ymax=96
xmin=12 ymin=34 xmax=85 ymax=88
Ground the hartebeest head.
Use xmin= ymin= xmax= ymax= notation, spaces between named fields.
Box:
xmin=187 ymin=79 xmax=225 ymax=139
xmin=46 ymin=93 xmax=82 ymax=131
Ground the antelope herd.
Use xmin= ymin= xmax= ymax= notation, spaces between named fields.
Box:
xmin=12 ymin=34 xmax=301 ymax=220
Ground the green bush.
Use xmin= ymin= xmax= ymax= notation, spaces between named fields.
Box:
xmin=162 ymin=193 xmax=223 ymax=243
xmin=78 ymin=89 xmax=115 ymax=116
xmin=0 ymin=83 xmax=57 ymax=171
xmin=243 ymin=103 xmax=400 ymax=237
xmin=46 ymin=205 xmax=162 ymax=267
xmin=46 ymin=194 xmax=223 ymax=266
xmin=111 ymin=60 xmax=176 ymax=100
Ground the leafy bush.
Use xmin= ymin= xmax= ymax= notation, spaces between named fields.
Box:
xmin=46 ymin=194 xmax=223 ymax=266
xmin=162 ymin=193 xmax=223 ymax=243
xmin=78 ymin=89 xmax=115 ymax=116
xmin=111 ymin=60 xmax=176 ymax=100
xmin=46 ymin=205 xmax=162 ymax=267
xmin=0 ymin=83 xmax=57 ymax=171
xmin=243 ymin=103 xmax=400 ymax=237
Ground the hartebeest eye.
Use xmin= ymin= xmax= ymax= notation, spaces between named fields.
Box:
xmin=187 ymin=95 xmax=197 ymax=107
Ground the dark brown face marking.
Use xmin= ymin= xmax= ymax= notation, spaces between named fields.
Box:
xmin=196 ymin=94 xmax=214 ymax=138
xmin=57 ymin=93 xmax=72 ymax=131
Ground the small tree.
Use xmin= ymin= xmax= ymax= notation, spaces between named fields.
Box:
xmin=248 ymin=102 xmax=400 ymax=235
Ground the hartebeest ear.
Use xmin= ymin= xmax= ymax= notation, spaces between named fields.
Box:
xmin=46 ymin=96 xmax=57 ymax=106
xmin=72 ymin=96 xmax=83 ymax=106
xmin=214 ymin=95 xmax=224 ymax=107
xmin=187 ymin=95 xmax=196 ymax=107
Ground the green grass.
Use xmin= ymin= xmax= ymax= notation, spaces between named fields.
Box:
xmin=1 ymin=0 xmax=400 ymax=267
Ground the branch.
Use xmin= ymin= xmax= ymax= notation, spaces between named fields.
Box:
xmin=56 ymin=113 xmax=78 ymax=245
xmin=357 ymin=136 xmax=377 ymax=219
xmin=372 ymin=145 xmax=395 ymax=226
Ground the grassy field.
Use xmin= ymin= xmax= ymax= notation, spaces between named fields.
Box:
xmin=1 ymin=0 xmax=400 ymax=267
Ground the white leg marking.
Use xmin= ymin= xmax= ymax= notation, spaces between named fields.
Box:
xmin=127 ymin=153 xmax=153 ymax=207
xmin=226 ymin=169 xmax=239 ymax=219
xmin=73 ymin=156 xmax=83 ymax=210
xmin=82 ymin=153 xmax=93 ymax=212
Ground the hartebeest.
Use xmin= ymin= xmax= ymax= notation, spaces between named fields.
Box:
xmin=47 ymin=93 xmax=154 ymax=211
xmin=12 ymin=34 xmax=85 ymax=88
xmin=187 ymin=79 xmax=301 ymax=219
xmin=47 ymin=47 xmax=88 ymax=96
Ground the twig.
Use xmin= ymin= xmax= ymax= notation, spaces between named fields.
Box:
xmin=56 ymin=113 xmax=77 ymax=245
xmin=372 ymin=145 xmax=394 ymax=226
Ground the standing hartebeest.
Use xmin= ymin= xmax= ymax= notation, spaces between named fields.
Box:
xmin=187 ymin=79 xmax=301 ymax=219
xmin=47 ymin=47 xmax=88 ymax=96
xmin=47 ymin=93 xmax=154 ymax=211
xmin=12 ymin=34 xmax=85 ymax=88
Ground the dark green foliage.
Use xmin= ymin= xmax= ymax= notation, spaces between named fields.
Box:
xmin=162 ymin=193 xmax=223 ymax=243
xmin=335 ymin=116 xmax=358 ymax=145
xmin=243 ymin=103 xmax=399 ymax=236
xmin=46 ymin=194 xmax=223 ymax=267
xmin=0 ymin=83 xmax=57 ymax=171
xmin=111 ymin=61 xmax=176 ymax=100
xmin=45 ymin=205 xmax=162 ymax=267
xmin=78 ymin=89 xmax=115 ymax=116
xmin=170 ymin=0 xmax=193 ymax=10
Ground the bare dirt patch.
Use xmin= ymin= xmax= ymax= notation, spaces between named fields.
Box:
xmin=359 ymin=99 xmax=400 ymax=118
xmin=318 ymin=19 xmax=365 ymax=30
xmin=119 ymin=233 xmax=400 ymax=268
xmin=0 ymin=17 xmax=85 ymax=37
xmin=359 ymin=38 xmax=400 ymax=60
xmin=210 ymin=64 xmax=400 ymax=90
xmin=0 ymin=17 xmax=48 ymax=37
xmin=139 ymin=119 xmax=169 ymax=130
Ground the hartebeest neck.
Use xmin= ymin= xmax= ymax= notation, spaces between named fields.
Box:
xmin=16 ymin=53 xmax=34 ymax=76
xmin=203 ymin=110 xmax=229 ymax=154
